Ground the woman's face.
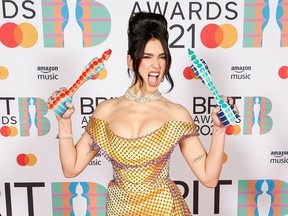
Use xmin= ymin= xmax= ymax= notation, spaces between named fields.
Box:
xmin=137 ymin=38 xmax=166 ymax=92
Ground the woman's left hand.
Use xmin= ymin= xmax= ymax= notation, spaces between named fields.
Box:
xmin=211 ymin=96 xmax=240 ymax=127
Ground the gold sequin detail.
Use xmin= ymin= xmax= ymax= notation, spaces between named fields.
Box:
xmin=86 ymin=117 xmax=198 ymax=215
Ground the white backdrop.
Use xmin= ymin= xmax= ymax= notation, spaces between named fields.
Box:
xmin=1 ymin=0 xmax=288 ymax=215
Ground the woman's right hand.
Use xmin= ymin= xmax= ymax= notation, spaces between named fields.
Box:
xmin=47 ymin=87 xmax=75 ymax=121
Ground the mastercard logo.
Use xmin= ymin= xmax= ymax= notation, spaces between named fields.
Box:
xmin=0 ymin=66 xmax=9 ymax=80
xmin=0 ymin=125 xmax=18 ymax=137
xmin=201 ymin=23 xmax=238 ymax=48
xmin=0 ymin=22 xmax=38 ymax=48
xmin=17 ymin=153 xmax=37 ymax=166
xmin=183 ymin=66 xmax=200 ymax=80
xmin=278 ymin=66 xmax=288 ymax=79
xmin=225 ymin=124 xmax=241 ymax=135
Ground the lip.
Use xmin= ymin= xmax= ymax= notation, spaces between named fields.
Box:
xmin=148 ymin=71 xmax=160 ymax=76
xmin=148 ymin=72 xmax=161 ymax=87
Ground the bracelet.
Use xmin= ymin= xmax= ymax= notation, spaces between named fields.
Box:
xmin=56 ymin=134 xmax=73 ymax=139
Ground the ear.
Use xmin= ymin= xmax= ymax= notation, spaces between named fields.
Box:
xmin=127 ymin=55 xmax=133 ymax=71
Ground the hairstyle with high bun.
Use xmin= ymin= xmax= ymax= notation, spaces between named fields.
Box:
xmin=127 ymin=12 xmax=174 ymax=92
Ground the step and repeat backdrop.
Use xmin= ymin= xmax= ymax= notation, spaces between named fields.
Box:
xmin=1 ymin=0 xmax=288 ymax=215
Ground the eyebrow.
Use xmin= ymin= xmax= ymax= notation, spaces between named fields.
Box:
xmin=143 ymin=53 xmax=166 ymax=57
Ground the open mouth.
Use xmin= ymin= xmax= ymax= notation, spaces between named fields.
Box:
xmin=148 ymin=72 xmax=160 ymax=86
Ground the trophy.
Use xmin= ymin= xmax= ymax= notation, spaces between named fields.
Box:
xmin=188 ymin=48 xmax=239 ymax=126
xmin=47 ymin=49 xmax=112 ymax=116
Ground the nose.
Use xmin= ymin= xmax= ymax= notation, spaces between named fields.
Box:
xmin=152 ymin=57 xmax=160 ymax=69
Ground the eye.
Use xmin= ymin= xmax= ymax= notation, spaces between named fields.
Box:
xmin=142 ymin=55 xmax=151 ymax=59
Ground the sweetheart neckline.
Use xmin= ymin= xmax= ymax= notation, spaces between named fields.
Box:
xmin=91 ymin=117 xmax=194 ymax=141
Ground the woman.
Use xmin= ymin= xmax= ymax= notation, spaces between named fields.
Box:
xmin=47 ymin=12 xmax=239 ymax=215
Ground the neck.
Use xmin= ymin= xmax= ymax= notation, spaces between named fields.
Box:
xmin=129 ymin=81 xmax=159 ymax=97
xmin=125 ymin=86 xmax=162 ymax=103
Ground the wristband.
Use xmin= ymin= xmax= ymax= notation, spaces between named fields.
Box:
xmin=56 ymin=134 xmax=73 ymax=139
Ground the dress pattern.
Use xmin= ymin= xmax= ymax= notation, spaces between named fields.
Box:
xmin=86 ymin=117 xmax=198 ymax=215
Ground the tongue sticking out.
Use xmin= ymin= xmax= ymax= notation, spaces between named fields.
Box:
xmin=148 ymin=75 xmax=158 ymax=86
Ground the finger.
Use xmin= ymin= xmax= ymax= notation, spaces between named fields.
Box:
xmin=51 ymin=91 xmax=58 ymax=99
xmin=61 ymin=103 xmax=75 ymax=119
xmin=46 ymin=101 xmax=50 ymax=108
xmin=59 ymin=87 xmax=67 ymax=92
xmin=47 ymin=95 xmax=54 ymax=103
xmin=227 ymin=96 xmax=233 ymax=104
xmin=220 ymin=95 xmax=227 ymax=102
xmin=66 ymin=102 xmax=74 ymax=109
xmin=232 ymin=104 xmax=240 ymax=119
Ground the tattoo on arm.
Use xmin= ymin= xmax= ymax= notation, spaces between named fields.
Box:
xmin=193 ymin=153 xmax=206 ymax=164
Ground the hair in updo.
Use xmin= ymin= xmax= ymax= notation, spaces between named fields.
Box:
xmin=127 ymin=12 xmax=174 ymax=92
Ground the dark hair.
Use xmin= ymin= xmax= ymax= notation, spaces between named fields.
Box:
xmin=127 ymin=12 xmax=174 ymax=92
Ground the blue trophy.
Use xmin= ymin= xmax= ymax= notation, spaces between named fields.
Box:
xmin=188 ymin=48 xmax=240 ymax=126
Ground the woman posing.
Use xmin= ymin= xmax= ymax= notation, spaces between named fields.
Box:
xmin=47 ymin=12 xmax=239 ymax=215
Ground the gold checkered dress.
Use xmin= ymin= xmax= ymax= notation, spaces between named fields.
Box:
xmin=86 ymin=117 xmax=198 ymax=215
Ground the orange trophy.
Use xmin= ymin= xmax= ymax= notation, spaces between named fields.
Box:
xmin=47 ymin=49 xmax=112 ymax=116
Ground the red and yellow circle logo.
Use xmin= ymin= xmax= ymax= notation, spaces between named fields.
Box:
xmin=0 ymin=125 xmax=18 ymax=137
xmin=225 ymin=124 xmax=241 ymax=135
xmin=183 ymin=66 xmax=200 ymax=80
xmin=17 ymin=153 xmax=37 ymax=166
xmin=0 ymin=22 xmax=38 ymax=48
xmin=201 ymin=24 xmax=238 ymax=48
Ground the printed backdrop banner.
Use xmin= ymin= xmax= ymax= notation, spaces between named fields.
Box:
xmin=0 ymin=0 xmax=288 ymax=215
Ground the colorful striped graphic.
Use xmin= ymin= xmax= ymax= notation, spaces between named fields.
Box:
xmin=18 ymin=97 xmax=50 ymax=136
xmin=278 ymin=0 xmax=288 ymax=46
xmin=52 ymin=182 xmax=107 ymax=215
xmin=243 ymin=0 xmax=269 ymax=47
xmin=238 ymin=180 xmax=288 ymax=215
xmin=42 ymin=0 xmax=68 ymax=47
xmin=76 ymin=0 xmax=111 ymax=47
xmin=243 ymin=97 xmax=272 ymax=135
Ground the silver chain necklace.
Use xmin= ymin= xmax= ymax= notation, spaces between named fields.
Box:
xmin=124 ymin=88 xmax=162 ymax=103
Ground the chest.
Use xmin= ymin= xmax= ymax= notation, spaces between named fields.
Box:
xmin=107 ymin=105 xmax=171 ymax=139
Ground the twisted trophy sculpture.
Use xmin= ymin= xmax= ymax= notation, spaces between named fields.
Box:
xmin=188 ymin=48 xmax=239 ymax=126
xmin=47 ymin=49 xmax=112 ymax=116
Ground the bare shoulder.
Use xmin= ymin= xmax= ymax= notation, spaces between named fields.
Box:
xmin=162 ymin=98 xmax=194 ymax=123
xmin=91 ymin=96 xmax=122 ymax=119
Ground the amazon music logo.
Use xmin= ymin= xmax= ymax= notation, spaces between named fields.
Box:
xmin=270 ymin=151 xmax=288 ymax=164
xmin=37 ymin=66 xmax=59 ymax=80
xmin=230 ymin=65 xmax=252 ymax=80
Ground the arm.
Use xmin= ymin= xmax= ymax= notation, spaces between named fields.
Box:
xmin=179 ymin=119 xmax=225 ymax=188
xmin=48 ymin=88 xmax=98 ymax=178
xmin=179 ymin=97 xmax=237 ymax=188
xmin=57 ymin=117 xmax=97 ymax=178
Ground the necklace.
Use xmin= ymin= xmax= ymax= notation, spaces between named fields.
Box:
xmin=124 ymin=88 xmax=162 ymax=103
